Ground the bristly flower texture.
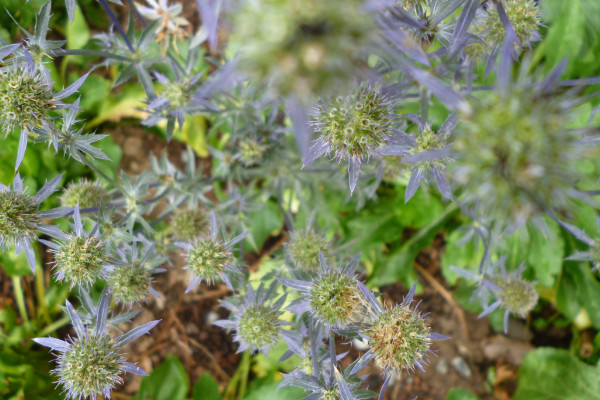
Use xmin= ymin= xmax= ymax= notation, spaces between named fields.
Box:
xmin=355 ymin=281 xmax=447 ymax=379
xmin=175 ymin=211 xmax=247 ymax=292
xmin=280 ymin=253 xmax=362 ymax=330
xmin=170 ymin=207 xmax=209 ymax=241
xmin=214 ymin=283 xmax=298 ymax=355
xmin=0 ymin=173 xmax=68 ymax=273
xmin=285 ymin=226 xmax=331 ymax=273
xmin=452 ymin=257 xmax=538 ymax=334
xmin=452 ymin=65 xmax=587 ymax=231
xmin=43 ymin=206 xmax=108 ymax=289
xmin=60 ymin=179 xmax=110 ymax=209
xmin=33 ymin=291 xmax=160 ymax=400
xmin=307 ymin=82 xmax=401 ymax=193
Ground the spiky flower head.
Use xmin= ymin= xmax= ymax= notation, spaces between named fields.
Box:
xmin=356 ymin=281 xmax=447 ymax=375
xmin=105 ymin=241 xmax=166 ymax=308
xmin=0 ymin=65 xmax=55 ymax=135
xmin=170 ymin=207 xmax=210 ymax=241
xmin=238 ymin=136 xmax=268 ymax=167
xmin=232 ymin=0 xmax=375 ymax=98
xmin=466 ymin=0 xmax=541 ymax=60
xmin=0 ymin=174 xmax=67 ymax=272
xmin=45 ymin=206 xmax=108 ymax=289
xmin=308 ymin=83 xmax=398 ymax=192
xmin=286 ymin=227 xmax=331 ymax=272
xmin=34 ymin=292 xmax=160 ymax=400
xmin=452 ymin=257 xmax=539 ymax=334
xmin=214 ymin=283 xmax=296 ymax=355
xmin=281 ymin=254 xmax=362 ymax=330
xmin=176 ymin=211 xmax=247 ymax=293
xmin=452 ymin=69 xmax=585 ymax=230
xmin=60 ymin=179 xmax=110 ymax=209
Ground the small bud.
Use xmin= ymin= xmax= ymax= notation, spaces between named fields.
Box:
xmin=238 ymin=137 xmax=268 ymax=167
xmin=186 ymin=238 xmax=233 ymax=285
xmin=237 ymin=305 xmax=281 ymax=352
xmin=106 ymin=263 xmax=153 ymax=308
xmin=496 ymin=275 xmax=538 ymax=317
xmin=0 ymin=190 xmax=39 ymax=248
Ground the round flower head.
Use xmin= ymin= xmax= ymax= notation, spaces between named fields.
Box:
xmin=214 ymin=283 xmax=298 ymax=355
xmin=452 ymin=257 xmax=539 ymax=334
xmin=286 ymin=227 xmax=331 ymax=273
xmin=280 ymin=253 xmax=363 ymax=330
xmin=60 ymin=179 xmax=110 ymax=209
xmin=308 ymin=83 xmax=399 ymax=193
xmin=34 ymin=292 xmax=160 ymax=400
xmin=105 ymin=241 xmax=167 ymax=308
xmin=44 ymin=206 xmax=109 ymax=289
xmin=170 ymin=207 xmax=210 ymax=241
xmin=355 ymin=281 xmax=447 ymax=377
xmin=231 ymin=0 xmax=375 ymax=99
xmin=238 ymin=136 xmax=268 ymax=167
xmin=0 ymin=65 xmax=55 ymax=135
xmin=0 ymin=173 xmax=68 ymax=273
xmin=176 ymin=211 xmax=248 ymax=293
xmin=452 ymin=66 xmax=586 ymax=230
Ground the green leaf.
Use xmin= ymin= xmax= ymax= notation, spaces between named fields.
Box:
xmin=174 ymin=115 xmax=209 ymax=157
xmin=514 ymin=348 xmax=600 ymax=400
xmin=243 ymin=200 xmax=283 ymax=252
xmin=556 ymin=261 xmax=600 ymax=330
xmin=243 ymin=378 xmax=304 ymax=400
xmin=193 ymin=374 xmax=221 ymax=400
xmin=65 ymin=6 xmax=90 ymax=50
xmin=441 ymin=229 xmax=485 ymax=286
xmin=133 ymin=355 xmax=189 ymax=400
xmin=447 ymin=388 xmax=481 ymax=400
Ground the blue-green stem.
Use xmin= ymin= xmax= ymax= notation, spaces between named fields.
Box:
xmin=34 ymin=264 xmax=51 ymax=325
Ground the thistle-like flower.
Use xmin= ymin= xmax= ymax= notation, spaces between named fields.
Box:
xmin=0 ymin=173 xmax=68 ymax=272
xmin=170 ymin=207 xmax=210 ymax=241
xmin=354 ymin=281 xmax=447 ymax=380
xmin=105 ymin=241 xmax=167 ymax=308
xmin=33 ymin=291 xmax=160 ymax=400
xmin=44 ymin=206 xmax=109 ymax=289
xmin=285 ymin=226 xmax=331 ymax=273
xmin=452 ymin=63 xmax=587 ymax=230
xmin=60 ymin=179 xmax=110 ymax=209
xmin=231 ymin=0 xmax=375 ymax=98
xmin=451 ymin=257 xmax=539 ymax=334
xmin=175 ymin=211 xmax=247 ymax=292
xmin=280 ymin=254 xmax=362 ymax=330
xmin=307 ymin=83 xmax=402 ymax=193
xmin=214 ymin=283 xmax=298 ymax=355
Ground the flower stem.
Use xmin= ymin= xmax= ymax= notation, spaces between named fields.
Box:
xmin=237 ymin=351 xmax=251 ymax=400
xmin=34 ymin=264 xmax=51 ymax=325
xmin=37 ymin=315 xmax=70 ymax=337
xmin=12 ymin=276 xmax=30 ymax=325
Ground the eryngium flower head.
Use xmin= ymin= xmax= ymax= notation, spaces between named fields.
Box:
xmin=0 ymin=66 xmax=55 ymax=135
xmin=176 ymin=211 xmax=247 ymax=292
xmin=308 ymin=83 xmax=398 ymax=192
xmin=356 ymin=281 xmax=447 ymax=375
xmin=452 ymin=81 xmax=584 ymax=230
xmin=286 ymin=227 xmax=330 ymax=272
xmin=170 ymin=208 xmax=209 ymax=241
xmin=105 ymin=241 xmax=166 ymax=307
xmin=46 ymin=207 xmax=108 ymax=289
xmin=232 ymin=0 xmax=375 ymax=98
xmin=0 ymin=173 xmax=67 ymax=272
xmin=214 ymin=283 xmax=297 ymax=354
xmin=60 ymin=179 xmax=110 ymax=209
xmin=466 ymin=0 xmax=541 ymax=60
xmin=281 ymin=254 xmax=362 ymax=329
xmin=34 ymin=292 xmax=159 ymax=400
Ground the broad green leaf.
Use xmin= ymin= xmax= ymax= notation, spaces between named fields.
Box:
xmin=556 ymin=261 xmax=600 ymax=330
xmin=193 ymin=373 xmax=221 ymax=400
xmin=66 ymin=6 xmax=90 ymax=50
xmin=133 ymin=355 xmax=189 ymax=400
xmin=514 ymin=348 xmax=600 ymax=400
xmin=174 ymin=115 xmax=209 ymax=157
xmin=243 ymin=377 xmax=304 ymax=400
xmin=243 ymin=200 xmax=283 ymax=252
xmin=441 ymin=229 xmax=485 ymax=285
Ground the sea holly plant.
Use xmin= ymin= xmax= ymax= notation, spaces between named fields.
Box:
xmin=34 ymin=291 xmax=160 ymax=400
xmin=0 ymin=0 xmax=598 ymax=399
